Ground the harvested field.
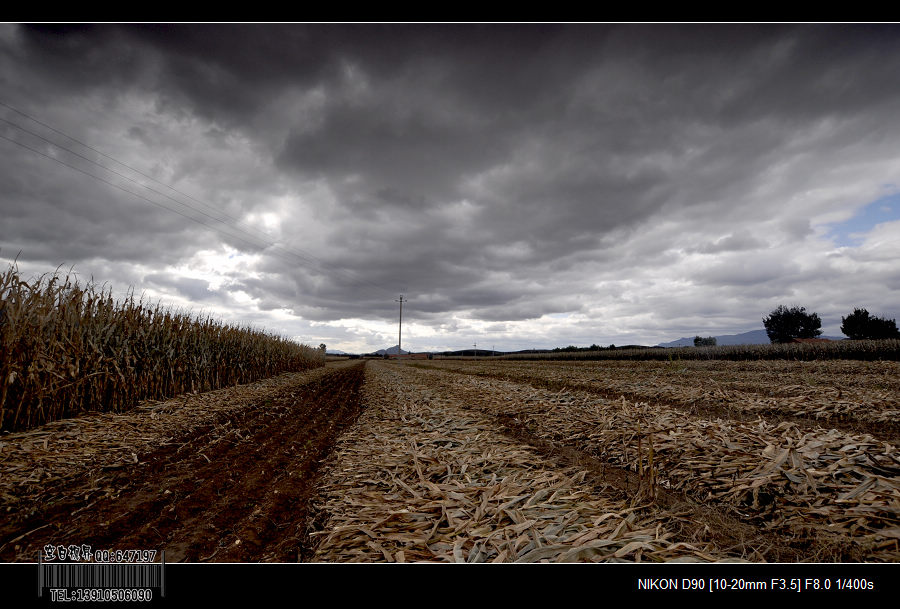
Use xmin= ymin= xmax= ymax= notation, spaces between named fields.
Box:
xmin=310 ymin=362 xmax=739 ymax=562
xmin=395 ymin=361 xmax=900 ymax=561
xmin=2 ymin=357 xmax=896 ymax=565
xmin=416 ymin=359 xmax=900 ymax=439
xmin=493 ymin=339 xmax=900 ymax=361
xmin=0 ymin=361 xmax=364 ymax=562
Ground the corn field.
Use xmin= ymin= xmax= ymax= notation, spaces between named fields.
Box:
xmin=0 ymin=264 xmax=323 ymax=432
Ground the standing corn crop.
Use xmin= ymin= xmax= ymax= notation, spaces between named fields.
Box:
xmin=0 ymin=264 xmax=323 ymax=432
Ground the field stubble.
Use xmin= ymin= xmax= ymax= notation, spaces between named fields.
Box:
xmin=310 ymin=361 xmax=741 ymax=562
xmin=2 ymin=357 xmax=897 ymax=563
xmin=0 ymin=361 xmax=364 ymax=562
xmin=421 ymin=359 xmax=900 ymax=439
xmin=400 ymin=359 xmax=900 ymax=561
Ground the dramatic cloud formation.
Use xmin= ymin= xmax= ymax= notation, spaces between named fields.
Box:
xmin=2 ymin=24 xmax=899 ymax=352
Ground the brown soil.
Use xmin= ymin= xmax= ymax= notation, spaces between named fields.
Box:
xmin=0 ymin=362 xmax=367 ymax=563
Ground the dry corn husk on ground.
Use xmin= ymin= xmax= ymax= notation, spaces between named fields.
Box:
xmin=4 ymin=355 xmax=895 ymax=563
xmin=423 ymin=359 xmax=900 ymax=430
xmin=310 ymin=362 xmax=736 ymax=563
xmin=397 ymin=362 xmax=900 ymax=561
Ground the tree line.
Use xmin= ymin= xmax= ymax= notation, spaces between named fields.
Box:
xmin=762 ymin=305 xmax=900 ymax=343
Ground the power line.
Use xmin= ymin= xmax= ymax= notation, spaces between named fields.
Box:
xmin=0 ymin=116 xmax=280 ymax=242
xmin=0 ymin=115 xmax=281 ymax=244
xmin=0 ymin=100 xmax=258 ymax=229
xmin=0 ymin=102 xmax=341 ymax=270
xmin=0 ymin=109 xmax=395 ymax=296
xmin=0 ymin=103 xmax=400 ymax=298
xmin=0 ymin=131 xmax=395 ymax=299
xmin=0 ymin=133 xmax=277 ymax=253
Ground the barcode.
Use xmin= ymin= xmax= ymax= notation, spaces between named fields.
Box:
xmin=41 ymin=563 xmax=162 ymax=589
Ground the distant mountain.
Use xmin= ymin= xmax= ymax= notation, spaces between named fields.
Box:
xmin=657 ymin=329 xmax=770 ymax=347
xmin=326 ymin=350 xmax=350 ymax=355
xmin=657 ymin=329 xmax=844 ymax=347
xmin=374 ymin=345 xmax=409 ymax=355
xmin=437 ymin=348 xmax=504 ymax=357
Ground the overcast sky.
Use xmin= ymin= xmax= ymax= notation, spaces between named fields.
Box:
xmin=2 ymin=24 xmax=899 ymax=353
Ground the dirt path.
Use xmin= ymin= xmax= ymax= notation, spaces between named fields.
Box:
xmin=0 ymin=361 xmax=366 ymax=562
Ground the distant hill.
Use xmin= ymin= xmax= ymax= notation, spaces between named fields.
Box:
xmin=657 ymin=329 xmax=844 ymax=347
xmin=657 ymin=329 xmax=770 ymax=347
xmin=373 ymin=345 xmax=409 ymax=355
xmin=326 ymin=350 xmax=350 ymax=355
xmin=437 ymin=348 xmax=504 ymax=357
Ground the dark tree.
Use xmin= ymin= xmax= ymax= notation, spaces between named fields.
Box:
xmin=841 ymin=308 xmax=870 ymax=340
xmin=763 ymin=305 xmax=822 ymax=343
xmin=871 ymin=317 xmax=900 ymax=339
xmin=841 ymin=308 xmax=900 ymax=339
xmin=693 ymin=336 xmax=717 ymax=347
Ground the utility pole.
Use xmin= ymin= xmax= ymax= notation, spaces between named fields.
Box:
xmin=473 ymin=342 xmax=477 ymax=360
xmin=395 ymin=295 xmax=404 ymax=356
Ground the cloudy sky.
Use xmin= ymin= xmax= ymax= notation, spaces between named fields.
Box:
xmin=2 ymin=24 xmax=899 ymax=353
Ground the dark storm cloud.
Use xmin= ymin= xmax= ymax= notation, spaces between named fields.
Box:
xmin=11 ymin=25 xmax=142 ymax=94
xmin=0 ymin=140 xmax=218 ymax=267
xmin=13 ymin=24 xmax=585 ymax=130
xmin=4 ymin=24 xmax=900 ymax=350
